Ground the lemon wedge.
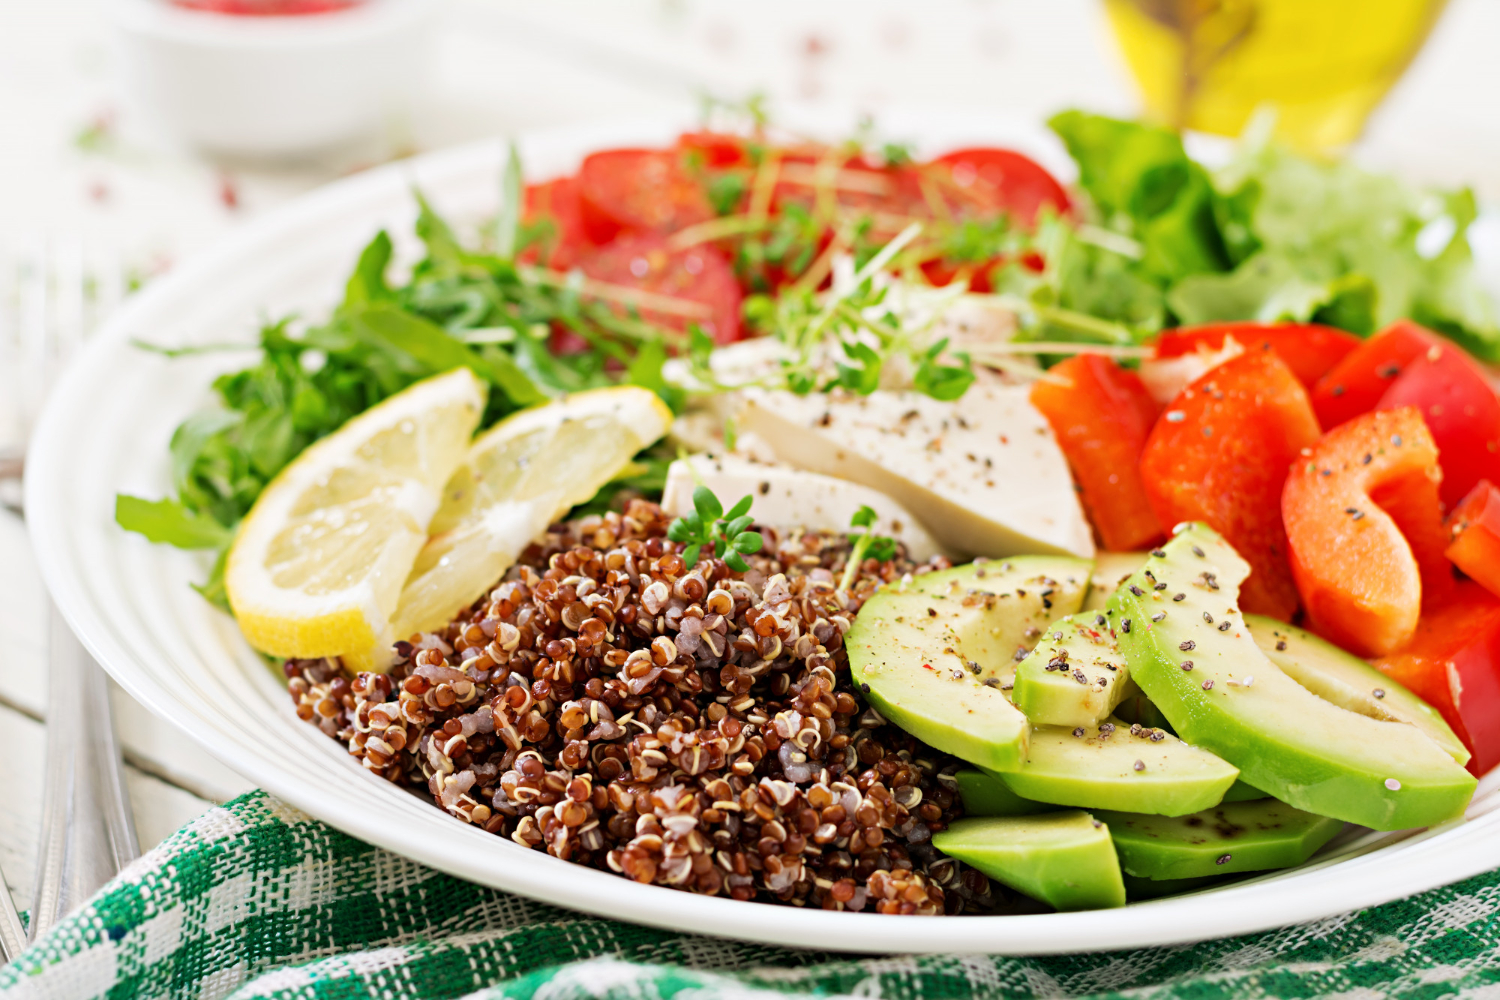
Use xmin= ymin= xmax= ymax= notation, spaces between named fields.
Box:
xmin=226 ymin=368 xmax=486 ymax=664
xmin=386 ymin=385 xmax=672 ymax=647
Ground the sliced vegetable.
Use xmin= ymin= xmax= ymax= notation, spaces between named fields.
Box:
xmin=575 ymin=235 xmax=743 ymax=344
xmin=1283 ymin=407 xmax=1453 ymax=656
xmin=1377 ymin=337 xmax=1500 ymax=508
xmin=577 ymin=148 xmax=716 ymax=244
xmin=1373 ymin=581 xmax=1500 ymax=776
xmin=924 ymin=147 xmax=1071 ymax=227
xmin=1096 ymin=800 xmax=1343 ymax=881
xmin=1155 ymin=322 xmax=1360 ymax=391
xmin=1446 ymin=480 xmax=1500 ymax=600
xmin=1310 ymin=320 xmax=1441 ymax=430
xmin=520 ymin=176 xmax=589 ymax=271
xmin=1139 ymin=351 xmax=1320 ymax=619
xmin=1030 ymin=354 xmax=1164 ymax=551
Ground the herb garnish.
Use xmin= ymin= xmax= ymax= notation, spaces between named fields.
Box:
xmin=840 ymin=504 xmax=897 ymax=591
xmin=666 ymin=487 xmax=764 ymax=571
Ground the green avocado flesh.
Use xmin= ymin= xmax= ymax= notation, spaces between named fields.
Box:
xmin=1245 ymin=614 xmax=1471 ymax=766
xmin=933 ymin=813 xmax=1126 ymax=911
xmin=1108 ymin=523 xmax=1476 ymax=831
xmin=1082 ymin=551 xmax=1150 ymax=612
xmin=986 ymin=718 xmax=1239 ymax=817
xmin=955 ymin=770 xmax=1051 ymax=816
xmin=1096 ymin=799 xmax=1344 ymax=880
xmin=1014 ymin=614 xmax=1137 ymax=727
xmin=1221 ymin=779 xmax=1270 ymax=802
xmin=848 ymin=556 xmax=1090 ymax=771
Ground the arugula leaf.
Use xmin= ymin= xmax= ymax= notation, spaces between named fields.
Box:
xmin=343 ymin=229 xmax=393 ymax=309
xmin=115 ymin=495 xmax=232 ymax=549
xmin=495 ymin=142 xmax=524 ymax=260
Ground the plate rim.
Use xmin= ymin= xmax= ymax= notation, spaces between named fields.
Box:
xmin=25 ymin=106 xmax=1500 ymax=956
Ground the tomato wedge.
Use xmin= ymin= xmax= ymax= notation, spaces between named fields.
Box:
xmin=1155 ymin=323 xmax=1361 ymax=391
xmin=1139 ymin=351 xmax=1320 ymax=619
xmin=1373 ymin=581 xmax=1500 ymax=776
xmin=1377 ymin=339 xmax=1500 ymax=509
xmin=1310 ymin=320 xmax=1442 ymax=430
xmin=1446 ymin=480 xmax=1500 ymax=600
xmin=677 ymin=130 xmax=751 ymax=168
xmin=924 ymin=148 xmax=1071 ymax=226
xmin=577 ymin=148 xmax=716 ymax=244
xmin=575 ymin=235 xmax=742 ymax=345
xmin=1283 ymin=407 xmax=1453 ymax=657
xmin=520 ymin=176 xmax=588 ymax=272
xmin=1029 ymin=354 xmax=1164 ymax=551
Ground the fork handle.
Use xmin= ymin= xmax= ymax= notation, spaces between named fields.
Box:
xmin=29 ymin=604 xmax=140 ymax=939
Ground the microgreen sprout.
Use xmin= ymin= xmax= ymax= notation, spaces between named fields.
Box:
xmin=667 ymin=486 xmax=764 ymax=572
xmin=840 ymin=504 xmax=898 ymax=591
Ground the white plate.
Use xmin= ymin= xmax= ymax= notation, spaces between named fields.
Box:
xmin=27 ymin=106 xmax=1500 ymax=955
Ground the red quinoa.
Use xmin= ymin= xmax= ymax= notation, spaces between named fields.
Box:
xmin=286 ymin=499 xmax=999 ymax=914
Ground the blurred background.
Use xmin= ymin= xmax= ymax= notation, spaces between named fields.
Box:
xmin=2 ymin=0 xmax=1498 ymax=285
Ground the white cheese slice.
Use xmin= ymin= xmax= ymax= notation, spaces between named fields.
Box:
xmin=661 ymin=454 xmax=946 ymax=563
xmin=738 ymin=386 xmax=1094 ymax=559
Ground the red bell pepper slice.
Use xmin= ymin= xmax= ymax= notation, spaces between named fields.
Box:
xmin=1374 ymin=581 xmax=1500 ymax=777
xmin=1446 ymin=480 xmax=1500 ymax=600
xmin=1155 ymin=322 xmax=1361 ymax=391
xmin=1283 ymin=407 xmax=1454 ymax=657
xmin=1377 ymin=341 xmax=1500 ymax=509
xmin=1140 ymin=350 xmax=1320 ymax=620
xmin=1310 ymin=319 xmax=1444 ymax=430
xmin=1030 ymin=354 xmax=1164 ymax=551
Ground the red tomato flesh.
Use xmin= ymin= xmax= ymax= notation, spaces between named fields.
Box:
xmin=1310 ymin=320 xmax=1442 ymax=430
xmin=575 ymin=235 xmax=742 ymax=345
xmin=1140 ymin=351 xmax=1320 ymax=620
xmin=577 ymin=148 xmax=715 ymax=245
xmin=1029 ymin=354 xmax=1164 ymax=551
xmin=1377 ymin=339 xmax=1500 ymax=509
xmin=1373 ymin=581 xmax=1500 ymax=776
xmin=676 ymin=131 xmax=751 ymax=168
xmin=924 ymin=148 xmax=1071 ymax=227
xmin=520 ymin=176 xmax=588 ymax=272
xmin=1283 ymin=408 xmax=1453 ymax=657
xmin=1445 ymin=480 xmax=1500 ymax=600
xmin=1156 ymin=323 xmax=1361 ymax=391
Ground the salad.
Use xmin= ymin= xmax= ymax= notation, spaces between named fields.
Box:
xmin=116 ymin=107 xmax=1500 ymax=914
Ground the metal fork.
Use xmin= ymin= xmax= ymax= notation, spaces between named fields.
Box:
xmin=0 ymin=236 xmax=138 ymax=961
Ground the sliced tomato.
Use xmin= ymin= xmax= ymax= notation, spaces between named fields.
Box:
xmin=1446 ymin=480 xmax=1500 ymax=599
xmin=519 ymin=176 xmax=588 ymax=272
xmin=677 ymin=130 xmax=751 ymax=168
xmin=1155 ymin=323 xmax=1361 ymax=391
xmin=1283 ymin=407 xmax=1454 ymax=656
xmin=1029 ymin=354 xmax=1164 ymax=551
xmin=577 ymin=148 xmax=716 ymax=244
xmin=1140 ymin=351 xmax=1320 ymax=620
xmin=923 ymin=148 xmax=1071 ymax=227
xmin=1310 ymin=320 xmax=1441 ymax=429
xmin=575 ymin=235 xmax=742 ymax=345
xmin=1377 ymin=339 xmax=1500 ymax=509
xmin=1373 ymin=581 xmax=1500 ymax=776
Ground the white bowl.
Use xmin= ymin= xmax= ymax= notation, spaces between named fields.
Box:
xmin=110 ymin=0 xmax=435 ymax=158
xmin=26 ymin=107 xmax=1500 ymax=954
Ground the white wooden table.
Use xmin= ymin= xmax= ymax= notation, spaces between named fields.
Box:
xmin=3 ymin=0 xmax=1499 ymax=910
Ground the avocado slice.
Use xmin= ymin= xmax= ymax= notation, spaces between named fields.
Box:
xmin=1113 ymin=688 xmax=1175 ymax=733
xmin=954 ymin=769 xmax=1050 ymax=816
xmin=986 ymin=718 xmax=1239 ymax=817
xmin=933 ymin=813 xmax=1126 ymax=910
xmin=848 ymin=556 xmax=1091 ymax=771
xmin=1109 ymin=522 xmax=1477 ymax=830
xmin=1245 ymin=614 xmax=1470 ymax=766
xmin=1082 ymin=551 xmax=1150 ymax=612
xmin=1221 ymin=779 xmax=1270 ymax=802
xmin=1096 ymin=799 xmax=1344 ymax=880
xmin=1013 ymin=614 xmax=1138 ymax=727
xmin=1123 ymin=873 xmax=1225 ymax=899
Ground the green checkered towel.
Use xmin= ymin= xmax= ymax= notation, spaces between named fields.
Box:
xmin=2 ymin=791 xmax=1498 ymax=1000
